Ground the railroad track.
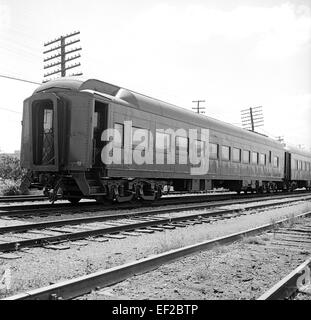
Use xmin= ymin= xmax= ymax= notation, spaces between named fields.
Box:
xmin=0 ymin=195 xmax=47 ymax=203
xmin=258 ymin=253 xmax=311 ymax=299
xmin=1 ymin=190 xmax=311 ymax=219
xmin=258 ymin=257 xmax=311 ymax=300
xmin=0 ymin=190 xmax=227 ymax=203
xmin=3 ymin=209 xmax=311 ymax=300
xmin=0 ymin=195 xmax=310 ymax=252
xmin=0 ymin=190 xmax=240 ymax=204
xmin=0 ymin=189 xmax=309 ymax=207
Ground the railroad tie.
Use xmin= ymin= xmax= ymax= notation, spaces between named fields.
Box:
xmin=135 ymin=229 xmax=154 ymax=234
xmin=44 ymin=244 xmax=71 ymax=250
xmin=160 ymin=225 xmax=176 ymax=230
xmin=120 ymin=231 xmax=141 ymax=237
xmin=90 ymin=237 xmax=109 ymax=242
xmin=102 ymin=234 xmax=126 ymax=239
xmin=146 ymin=226 xmax=164 ymax=232
xmin=170 ymin=223 xmax=187 ymax=228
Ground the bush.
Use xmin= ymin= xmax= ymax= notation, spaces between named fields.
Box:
xmin=0 ymin=155 xmax=24 ymax=181
xmin=0 ymin=179 xmax=21 ymax=196
xmin=0 ymin=155 xmax=27 ymax=195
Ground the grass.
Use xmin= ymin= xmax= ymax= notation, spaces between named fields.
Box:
xmin=154 ymin=235 xmax=187 ymax=254
xmin=0 ymin=175 xmax=32 ymax=196
xmin=279 ymin=202 xmax=311 ymax=228
xmin=282 ymin=213 xmax=297 ymax=228
xmin=153 ymin=230 xmax=212 ymax=255
xmin=269 ymin=217 xmax=280 ymax=237
xmin=85 ymin=258 xmax=95 ymax=275
xmin=0 ymin=179 xmax=24 ymax=196
xmin=260 ymin=235 xmax=271 ymax=242
xmin=242 ymin=236 xmax=265 ymax=245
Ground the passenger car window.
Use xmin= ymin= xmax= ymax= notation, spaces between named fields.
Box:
xmin=243 ymin=150 xmax=250 ymax=164
xmin=252 ymin=152 xmax=258 ymax=164
xmin=232 ymin=148 xmax=241 ymax=162
xmin=194 ymin=140 xmax=204 ymax=157
xmin=176 ymin=136 xmax=188 ymax=152
xmin=259 ymin=154 xmax=266 ymax=165
xmin=132 ymin=126 xmax=149 ymax=149
xmin=156 ymin=131 xmax=170 ymax=151
xmin=222 ymin=146 xmax=230 ymax=161
xmin=176 ymin=136 xmax=188 ymax=164
xmin=292 ymin=159 xmax=296 ymax=170
xmin=43 ymin=109 xmax=53 ymax=132
xmin=273 ymin=156 xmax=279 ymax=168
xmin=298 ymin=160 xmax=302 ymax=170
xmin=209 ymin=143 xmax=219 ymax=160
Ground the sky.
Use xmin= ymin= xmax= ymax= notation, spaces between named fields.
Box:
xmin=0 ymin=0 xmax=310 ymax=153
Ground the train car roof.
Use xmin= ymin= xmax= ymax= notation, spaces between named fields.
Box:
xmin=285 ymin=145 xmax=311 ymax=158
xmin=34 ymin=77 xmax=284 ymax=149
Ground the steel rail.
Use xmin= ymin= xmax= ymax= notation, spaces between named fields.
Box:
xmin=0 ymin=201 xmax=99 ymax=215
xmin=0 ymin=189 xmax=307 ymax=204
xmin=0 ymin=191 xmax=310 ymax=219
xmin=0 ymin=190 xmax=291 ymax=203
xmin=4 ymin=210 xmax=311 ymax=300
xmin=0 ymin=196 xmax=309 ymax=252
xmin=257 ymin=257 xmax=311 ymax=300
xmin=0 ymin=195 xmax=47 ymax=203
xmin=0 ymin=190 xmax=309 ymax=210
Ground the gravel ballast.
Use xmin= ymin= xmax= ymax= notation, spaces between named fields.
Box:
xmin=84 ymin=217 xmax=311 ymax=300
xmin=0 ymin=200 xmax=310 ymax=299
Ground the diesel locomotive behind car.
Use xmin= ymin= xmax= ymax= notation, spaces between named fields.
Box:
xmin=20 ymin=78 xmax=311 ymax=203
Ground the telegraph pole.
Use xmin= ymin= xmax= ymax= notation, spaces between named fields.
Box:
xmin=276 ymin=136 xmax=284 ymax=143
xmin=43 ymin=31 xmax=82 ymax=82
xmin=192 ymin=100 xmax=206 ymax=114
xmin=241 ymin=106 xmax=264 ymax=132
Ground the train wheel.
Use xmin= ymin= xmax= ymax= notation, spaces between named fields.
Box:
xmin=156 ymin=186 xmax=163 ymax=199
xmin=95 ymin=196 xmax=105 ymax=204
xmin=140 ymin=192 xmax=157 ymax=201
xmin=115 ymin=193 xmax=134 ymax=203
xmin=67 ymin=197 xmax=81 ymax=205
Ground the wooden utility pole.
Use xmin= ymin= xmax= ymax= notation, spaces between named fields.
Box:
xmin=43 ymin=31 xmax=82 ymax=82
xmin=241 ymin=106 xmax=264 ymax=132
xmin=192 ymin=100 xmax=206 ymax=114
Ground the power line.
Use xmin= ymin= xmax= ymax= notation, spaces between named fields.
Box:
xmin=0 ymin=107 xmax=21 ymax=114
xmin=0 ymin=74 xmax=41 ymax=85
